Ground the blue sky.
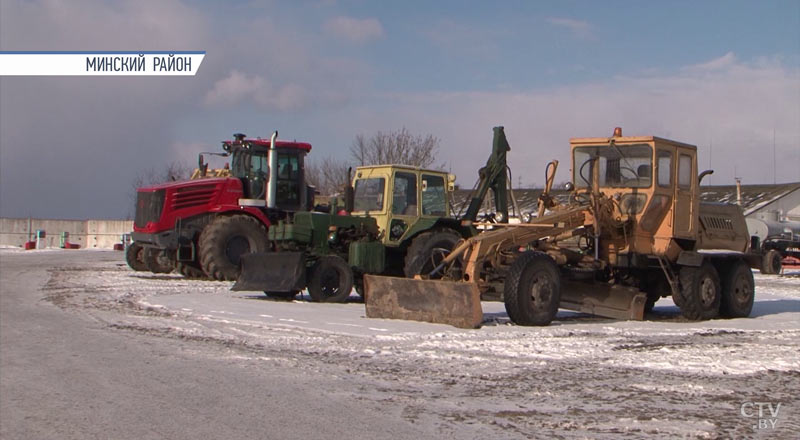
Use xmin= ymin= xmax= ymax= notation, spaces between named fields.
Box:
xmin=1 ymin=0 xmax=799 ymax=218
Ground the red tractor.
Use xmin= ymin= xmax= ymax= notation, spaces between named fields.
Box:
xmin=128 ymin=131 xmax=314 ymax=280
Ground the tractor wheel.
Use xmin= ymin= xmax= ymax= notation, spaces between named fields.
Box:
xmin=503 ymin=251 xmax=561 ymax=326
xmin=761 ymin=249 xmax=782 ymax=275
xmin=199 ymin=215 xmax=268 ymax=281
xmin=143 ymin=248 xmax=174 ymax=274
xmin=403 ymin=229 xmax=462 ymax=279
xmin=308 ymin=256 xmax=354 ymax=303
xmin=125 ymin=242 xmax=147 ymax=272
xmin=677 ymin=263 xmax=721 ymax=320
xmin=176 ymin=261 xmax=207 ymax=279
xmin=719 ymin=260 xmax=755 ymax=318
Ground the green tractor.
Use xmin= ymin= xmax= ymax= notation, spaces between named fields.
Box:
xmin=233 ymin=126 xmax=514 ymax=302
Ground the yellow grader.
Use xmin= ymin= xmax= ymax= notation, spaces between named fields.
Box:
xmin=364 ymin=128 xmax=755 ymax=328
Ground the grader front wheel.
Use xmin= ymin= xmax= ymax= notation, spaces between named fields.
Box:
xmin=504 ymin=251 xmax=561 ymax=326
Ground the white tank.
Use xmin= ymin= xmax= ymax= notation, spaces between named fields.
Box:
xmin=746 ymin=217 xmax=800 ymax=241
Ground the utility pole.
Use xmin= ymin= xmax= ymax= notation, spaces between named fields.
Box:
xmin=773 ymin=128 xmax=776 ymax=184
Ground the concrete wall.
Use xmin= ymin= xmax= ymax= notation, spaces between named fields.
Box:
xmin=0 ymin=218 xmax=133 ymax=249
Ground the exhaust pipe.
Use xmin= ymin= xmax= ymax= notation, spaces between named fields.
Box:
xmin=266 ymin=131 xmax=278 ymax=209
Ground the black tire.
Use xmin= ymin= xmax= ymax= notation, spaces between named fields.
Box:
xmin=125 ymin=242 xmax=147 ymax=272
xmin=199 ymin=215 xmax=268 ymax=281
xmin=308 ymin=256 xmax=354 ymax=303
xmin=503 ymin=251 xmax=561 ymax=326
xmin=719 ymin=260 xmax=755 ymax=318
xmin=403 ymin=229 xmax=462 ymax=279
xmin=761 ymin=249 xmax=782 ymax=275
xmin=677 ymin=263 xmax=721 ymax=320
xmin=176 ymin=261 xmax=207 ymax=279
xmin=143 ymin=248 xmax=174 ymax=274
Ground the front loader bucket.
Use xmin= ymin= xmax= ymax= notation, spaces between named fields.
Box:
xmin=559 ymin=281 xmax=646 ymax=320
xmin=232 ymin=251 xmax=306 ymax=292
xmin=363 ymin=275 xmax=483 ymax=329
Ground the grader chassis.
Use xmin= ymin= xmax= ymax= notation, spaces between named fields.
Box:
xmin=365 ymin=128 xmax=755 ymax=328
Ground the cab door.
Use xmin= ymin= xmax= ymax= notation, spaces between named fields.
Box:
xmin=673 ymin=148 xmax=696 ymax=238
xmin=386 ymin=171 xmax=418 ymax=244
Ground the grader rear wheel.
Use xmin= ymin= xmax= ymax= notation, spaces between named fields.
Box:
xmin=677 ymin=263 xmax=721 ymax=320
xmin=504 ymin=251 xmax=561 ymax=326
xmin=719 ymin=260 xmax=755 ymax=318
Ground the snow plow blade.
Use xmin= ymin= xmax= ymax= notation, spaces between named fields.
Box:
xmin=559 ymin=281 xmax=647 ymax=321
xmin=232 ymin=251 xmax=306 ymax=292
xmin=363 ymin=275 xmax=483 ymax=329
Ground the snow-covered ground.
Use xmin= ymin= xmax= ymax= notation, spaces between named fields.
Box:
xmin=7 ymin=248 xmax=800 ymax=438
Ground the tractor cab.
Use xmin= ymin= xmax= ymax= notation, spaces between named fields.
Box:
xmin=221 ymin=133 xmax=313 ymax=212
xmin=351 ymin=165 xmax=455 ymax=246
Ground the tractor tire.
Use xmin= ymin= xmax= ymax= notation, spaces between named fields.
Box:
xmin=503 ymin=251 xmax=561 ymax=326
xmin=308 ymin=256 xmax=354 ymax=303
xmin=403 ymin=229 xmax=462 ymax=279
xmin=143 ymin=248 xmax=174 ymax=274
xmin=761 ymin=249 xmax=782 ymax=275
xmin=176 ymin=261 xmax=207 ymax=279
xmin=677 ymin=263 xmax=721 ymax=320
xmin=125 ymin=242 xmax=147 ymax=272
xmin=719 ymin=260 xmax=755 ymax=318
xmin=199 ymin=215 xmax=268 ymax=281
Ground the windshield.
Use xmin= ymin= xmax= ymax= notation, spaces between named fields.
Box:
xmin=230 ymin=148 xmax=268 ymax=180
xmin=573 ymin=144 xmax=652 ymax=188
xmin=354 ymin=177 xmax=386 ymax=212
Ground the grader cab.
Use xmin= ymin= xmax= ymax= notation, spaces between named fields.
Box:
xmin=364 ymin=128 xmax=755 ymax=328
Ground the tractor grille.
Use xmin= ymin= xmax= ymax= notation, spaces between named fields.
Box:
xmin=134 ymin=189 xmax=165 ymax=228
xmin=171 ymin=184 xmax=218 ymax=210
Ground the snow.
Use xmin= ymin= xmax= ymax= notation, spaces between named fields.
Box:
xmin=28 ymin=249 xmax=799 ymax=380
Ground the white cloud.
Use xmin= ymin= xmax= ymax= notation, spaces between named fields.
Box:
xmin=324 ymin=16 xmax=384 ymax=43
xmin=683 ymin=51 xmax=737 ymax=72
xmin=546 ymin=17 xmax=593 ymax=39
xmin=204 ymin=70 xmax=310 ymax=111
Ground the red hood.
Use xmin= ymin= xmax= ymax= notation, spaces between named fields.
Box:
xmin=137 ymin=177 xmax=234 ymax=192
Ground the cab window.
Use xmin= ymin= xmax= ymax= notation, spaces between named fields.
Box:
xmin=657 ymin=150 xmax=672 ymax=188
xmin=276 ymin=153 xmax=300 ymax=206
xmin=678 ymin=154 xmax=692 ymax=188
xmin=392 ymin=172 xmax=418 ymax=215
xmin=354 ymin=178 xmax=385 ymax=211
xmin=421 ymin=175 xmax=446 ymax=216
